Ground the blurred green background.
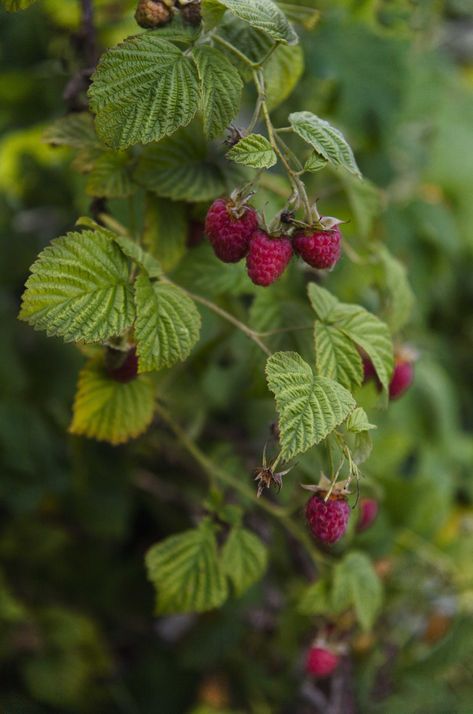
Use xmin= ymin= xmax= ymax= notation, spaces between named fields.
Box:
xmin=1 ymin=0 xmax=473 ymax=712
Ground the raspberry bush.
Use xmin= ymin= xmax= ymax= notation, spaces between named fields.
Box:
xmin=2 ymin=0 xmax=473 ymax=712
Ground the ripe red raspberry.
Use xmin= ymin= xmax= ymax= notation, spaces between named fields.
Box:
xmin=205 ymin=198 xmax=258 ymax=263
xmin=106 ymin=348 xmax=138 ymax=383
xmin=293 ymin=226 xmax=342 ymax=270
xmin=306 ymin=493 xmax=350 ymax=544
xmin=306 ymin=646 xmax=340 ymax=678
xmin=389 ymin=358 xmax=414 ymax=399
xmin=357 ymin=498 xmax=379 ymax=533
xmin=246 ymin=231 xmax=293 ymax=286
xmin=135 ymin=0 xmax=171 ymax=28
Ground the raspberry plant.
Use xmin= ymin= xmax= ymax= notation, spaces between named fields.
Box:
xmin=3 ymin=0 xmax=473 ymax=711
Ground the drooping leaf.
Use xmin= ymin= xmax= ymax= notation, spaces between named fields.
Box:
xmin=314 ymin=322 xmax=364 ymax=389
xmin=265 ymin=351 xmax=356 ymax=460
xmin=145 ymin=519 xmax=228 ymax=614
xmin=345 ymin=407 xmax=376 ymax=464
xmin=193 ymin=46 xmax=243 ymax=139
xmin=345 ymin=407 xmax=376 ymax=433
xmin=264 ymin=44 xmax=304 ymax=110
xmin=134 ymin=276 xmax=201 ymax=373
xmin=134 ymin=124 xmax=247 ymax=202
xmin=332 ymin=551 xmax=383 ymax=631
xmin=86 ymin=151 xmax=135 ymax=198
xmin=221 ymin=527 xmax=268 ymax=596
xmin=69 ymin=358 xmax=155 ymax=445
xmin=88 ymin=35 xmax=200 ymax=149
xmin=289 ymin=111 xmax=362 ymax=177
xmin=226 ymin=133 xmax=277 ymax=168
xmin=304 ymin=152 xmax=328 ymax=173
xmin=143 ymin=195 xmax=188 ymax=272
xmin=19 ymin=230 xmax=135 ymax=343
xmin=217 ymin=0 xmax=298 ymax=45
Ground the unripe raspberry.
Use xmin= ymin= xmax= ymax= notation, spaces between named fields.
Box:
xmin=305 ymin=493 xmax=350 ymax=544
xmin=293 ymin=226 xmax=342 ymax=270
xmin=246 ymin=231 xmax=293 ymax=286
xmin=106 ymin=347 xmax=138 ymax=383
xmin=135 ymin=0 xmax=171 ymax=29
xmin=178 ymin=0 xmax=201 ymax=25
xmin=305 ymin=646 xmax=340 ymax=678
xmin=389 ymin=358 xmax=414 ymax=399
xmin=205 ymin=198 xmax=258 ymax=263
xmin=357 ymin=498 xmax=379 ymax=533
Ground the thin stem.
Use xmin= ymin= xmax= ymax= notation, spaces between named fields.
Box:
xmin=154 ymin=402 xmax=328 ymax=568
xmin=213 ymin=35 xmax=256 ymax=68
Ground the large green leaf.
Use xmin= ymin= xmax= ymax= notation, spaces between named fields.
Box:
xmin=289 ymin=111 xmax=361 ymax=177
xmin=19 ymin=230 xmax=135 ymax=343
xmin=193 ymin=46 xmax=243 ymax=139
xmin=332 ymin=551 xmax=383 ymax=631
xmin=86 ymin=151 xmax=135 ymax=198
xmin=266 ymin=351 xmax=356 ymax=460
xmin=145 ymin=519 xmax=228 ymax=614
xmin=88 ymin=35 xmax=200 ymax=149
xmin=221 ymin=527 xmax=268 ymax=596
xmin=69 ymin=358 xmax=155 ymax=445
xmin=134 ymin=124 xmax=247 ymax=202
xmin=217 ymin=0 xmax=298 ymax=44
xmin=314 ymin=322 xmax=364 ymax=389
xmin=264 ymin=44 xmax=304 ymax=110
xmin=134 ymin=276 xmax=201 ymax=373
xmin=226 ymin=133 xmax=277 ymax=168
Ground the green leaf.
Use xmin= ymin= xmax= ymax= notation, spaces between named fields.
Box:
xmin=376 ymin=247 xmax=414 ymax=332
xmin=265 ymin=351 xmax=356 ymax=460
xmin=193 ymin=46 xmax=243 ymax=139
xmin=289 ymin=111 xmax=362 ymax=178
xmin=340 ymin=173 xmax=382 ymax=237
xmin=314 ymin=322 xmax=364 ymax=389
xmin=43 ymin=113 xmax=101 ymax=150
xmin=88 ymin=35 xmax=200 ymax=149
xmin=217 ymin=0 xmax=298 ymax=44
xmin=202 ymin=0 xmax=226 ymax=29
xmin=304 ymin=152 xmax=328 ymax=173
xmin=264 ymin=44 xmax=304 ymax=110
xmin=226 ymin=133 xmax=277 ymax=168
xmin=307 ymin=283 xmax=339 ymax=322
xmin=332 ymin=552 xmax=383 ymax=631
xmin=19 ymin=230 xmax=135 ymax=343
xmin=345 ymin=407 xmax=376 ymax=433
xmin=216 ymin=16 xmax=274 ymax=78
xmin=145 ymin=519 xmax=228 ymax=614
xmin=86 ymin=151 xmax=135 ymax=198
xmin=134 ymin=276 xmax=201 ymax=373
xmin=221 ymin=527 xmax=268 ymax=596
xmin=143 ymin=195 xmax=188 ymax=272
xmin=345 ymin=408 xmax=375 ymax=464
xmin=172 ymin=243 xmax=249 ymax=297
xmin=334 ymin=304 xmax=394 ymax=392
xmin=1 ymin=0 xmax=36 ymax=10
xmin=113 ymin=234 xmax=163 ymax=279
xmin=69 ymin=358 xmax=155 ymax=445
xmin=134 ymin=123 xmax=248 ymax=202
xmin=298 ymin=579 xmax=330 ymax=616
xmin=276 ymin=2 xmax=320 ymax=29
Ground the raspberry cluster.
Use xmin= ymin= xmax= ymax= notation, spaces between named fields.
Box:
xmin=135 ymin=0 xmax=201 ymax=29
xmin=205 ymin=198 xmax=343 ymax=287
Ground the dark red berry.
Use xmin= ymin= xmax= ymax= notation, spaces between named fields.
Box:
xmin=306 ymin=493 xmax=350 ymax=544
xmin=357 ymin=498 xmax=379 ymax=533
xmin=293 ymin=226 xmax=342 ymax=270
xmin=389 ymin=358 xmax=414 ymax=400
xmin=106 ymin=348 xmax=138 ymax=383
xmin=205 ymin=198 xmax=258 ymax=263
xmin=306 ymin=646 xmax=340 ymax=678
xmin=246 ymin=231 xmax=293 ymax=286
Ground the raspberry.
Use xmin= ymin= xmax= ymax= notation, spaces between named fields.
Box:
xmin=205 ymin=198 xmax=258 ymax=263
xmin=135 ymin=0 xmax=171 ymax=29
xmin=178 ymin=0 xmax=201 ymax=25
xmin=357 ymin=498 xmax=379 ymax=533
xmin=293 ymin=226 xmax=342 ymax=270
xmin=305 ymin=646 xmax=340 ymax=678
xmin=246 ymin=231 xmax=293 ymax=286
xmin=389 ymin=358 xmax=414 ymax=400
xmin=305 ymin=493 xmax=350 ymax=544
xmin=106 ymin=347 xmax=138 ymax=383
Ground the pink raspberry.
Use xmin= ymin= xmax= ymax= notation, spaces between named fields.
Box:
xmin=306 ymin=646 xmax=340 ymax=678
xmin=389 ymin=358 xmax=414 ymax=400
xmin=305 ymin=494 xmax=350 ymax=544
xmin=106 ymin=348 xmax=138 ymax=383
xmin=246 ymin=231 xmax=293 ymax=286
xmin=293 ymin=226 xmax=342 ymax=270
xmin=205 ymin=198 xmax=258 ymax=263
xmin=357 ymin=498 xmax=379 ymax=533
